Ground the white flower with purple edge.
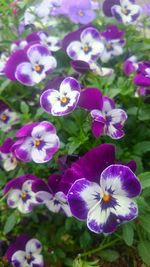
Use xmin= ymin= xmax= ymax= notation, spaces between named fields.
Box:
xmin=91 ymin=96 xmax=127 ymax=139
xmin=6 ymin=235 xmax=43 ymax=267
xmin=4 ymin=175 xmax=46 ymax=214
xmin=37 ymin=31 xmax=61 ymax=52
xmin=66 ymin=27 xmax=104 ymax=63
xmin=15 ymin=44 xmax=57 ymax=86
xmin=12 ymin=121 xmax=60 ymax=163
xmin=68 ymin=164 xmax=141 ymax=234
xmin=0 ymin=138 xmax=17 ymax=171
xmin=111 ymin=0 xmax=141 ymax=25
xmin=0 ymin=108 xmax=19 ymax=132
xmin=40 ymin=77 xmax=81 ymax=116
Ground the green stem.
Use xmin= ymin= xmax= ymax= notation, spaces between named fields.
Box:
xmin=79 ymin=237 xmax=120 ymax=257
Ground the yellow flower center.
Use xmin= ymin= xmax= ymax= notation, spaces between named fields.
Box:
xmin=26 ymin=255 xmax=32 ymax=260
xmin=122 ymin=7 xmax=128 ymax=15
xmin=34 ymin=139 xmax=41 ymax=147
xmin=34 ymin=65 xmax=41 ymax=72
xmin=83 ymin=46 xmax=90 ymax=52
xmin=61 ymin=97 xmax=68 ymax=103
xmin=106 ymin=43 xmax=112 ymax=49
xmin=1 ymin=114 xmax=7 ymax=121
xmin=102 ymin=194 xmax=111 ymax=203
xmin=78 ymin=10 xmax=84 ymax=16
xmin=22 ymin=192 xmax=27 ymax=199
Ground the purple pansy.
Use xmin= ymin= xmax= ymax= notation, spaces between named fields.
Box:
xmin=91 ymin=95 xmax=128 ymax=139
xmin=12 ymin=121 xmax=60 ymax=163
xmin=123 ymin=56 xmax=138 ymax=76
xmin=111 ymin=0 xmax=141 ymax=25
xmin=102 ymin=0 xmax=120 ymax=16
xmin=0 ymin=102 xmax=19 ymax=133
xmin=134 ymin=61 xmax=150 ymax=87
xmin=68 ymin=164 xmax=141 ymax=234
xmin=4 ymin=175 xmax=47 ymax=213
xmin=37 ymin=31 xmax=61 ymax=52
xmin=0 ymin=138 xmax=17 ymax=171
xmin=66 ymin=27 xmax=104 ymax=63
xmin=36 ymin=175 xmax=72 ymax=216
xmin=60 ymin=143 xmax=136 ymax=194
xmin=15 ymin=44 xmax=57 ymax=86
xmin=99 ymin=25 xmax=125 ymax=63
xmin=6 ymin=235 xmax=43 ymax=267
xmin=40 ymin=77 xmax=81 ymax=116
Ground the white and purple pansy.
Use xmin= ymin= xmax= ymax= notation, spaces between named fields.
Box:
xmin=15 ymin=44 xmax=57 ymax=86
xmin=5 ymin=235 xmax=43 ymax=267
xmin=0 ymin=138 xmax=17 ymax=171
xmin=0 ymin=108 xmax=19 ymax=133
xmin=3 ymin=175 xmax=47 ymax=213
xmin=12 ymin=121 xmax=60 ymax=163
xmin=111 ymin=0 xmax=141 ymax=25
xmin=40 ymin=77 xmax=81 ymax=116
xmin=37 ymin=31 xmax=61 ymax=52
xmin=68 ymin=164 xmax=141 ymax=234
xmin=66 ymin=27 xmax=104 ymax=63
xmin=91 ymin=95 xmax=127 ymax=139
xmin=36 ymin=174 xmax=72 ymax=216
xmin=123 ymin=56 xmax=138 ymax=76
xmin=99 ymin=25 xmax=125 ymax=63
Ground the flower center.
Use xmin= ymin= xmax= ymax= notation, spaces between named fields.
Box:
xmin=34 ymin=139 xmax=41 ymax=147
xmin=1 ymin=114 xmax=7 ymax=121
xmin=61 ymin=97 xmax=68 ymax=104
xmin=122 ymin=7 xmax=129 ymax=15
xmin=102 ymin=194 xmax=111 ymax=202
xmin=78 ymin=10 xmax=84 ymax=16
xmin=26 ymin=255 xmax=32 ymax=260
xmin=83 ymin=46 xmax=90 ymax=52
xmin=21 ymin=192 xmax=27 ymax=199
xmin=106 ymin=43 xmax=112 ymax=49
xmin=34 ymin=64 xmax=41 ymax=72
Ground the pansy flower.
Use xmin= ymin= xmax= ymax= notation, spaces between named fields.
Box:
xmin=15 ymin=44 xmax=57 ymax=86
xmin=5 ymin=44 xmax=56 ymax=86
xmin=37 ymin=31 xmax=61 ymax=51
xmin=0 ymin=103 xmax=19 ymax=133
xmin=40 ymin=77 xmax=81 ymax=116
xmin=59 ymin=143 xmax=137 ymax=194
xmin=66 ymin=27 xmax=104 ymax=63
xmin=0 ymin=138 xmax=17 ymax=171
xmin=68 ymin=164 xmax=141 ymax=234
xmin=123 ymin=56 xmax=138 ymax=76
xmin=102 ymin=0 xmax=120 ymax=16
xmin=111 ymin=0 xmax=141 ymax=25
xmin=12 ymin=121 xmax=60 ymax=163
xmin=91 ymin=95 xmax=127 ymax=139
xmin=5 ymin=235 xmax=44 ymax=267
xmin=36 ymin=174 xmax=72 ymax=216
xmin=99 ymin=25 xmax=125 ymax=63
xmin=4 ymin=175 xmax=47 ymax=213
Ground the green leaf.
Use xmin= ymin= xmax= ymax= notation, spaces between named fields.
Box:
xmin=139 ymin=172 xmax=150 ymax=189
xmin=138 ymin=240 xmax=150 ymax=265
xmin=122 ymin=223 xmax=134 ymax=246
xmin=133 ymin=141 xmax=150 ymax=156
xmin=4 ymin=212 xmax=17 ymax=234
xmin=139 ymin=215 xmax=150 ymax=234
xmin=99 ymin=249 xmax=119 ymax=262
xmin=80 ymin=231 xmax=91 ymax=249
xmin=20 ymin=101 xmax=29 ymax=114
xmin=73 ymin=257 xmax=99 ymax=267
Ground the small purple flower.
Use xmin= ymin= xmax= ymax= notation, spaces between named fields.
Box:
xmin=4 ymin=175 xmax=47 ymax=213
xmin=111 ymin=0 xmax=141 ymax=25
xmin=5 ymin=235 xmax=43 ymax=267
xmin=37 ymin=31 xmax=61 ymax=51
xmin=0 ymin=138 xmax=17 ymax=171
xmin=135 ymin=87 xmax=150 ymax=97
xmin=0 ymin=105 xmax=19 ymax=133
xmin=68 ymin=164 xmax=141 ymax=234
xmin=99 ymin=25 xmax=125 ymax=62
xmin=67 ymin=0 xmax=96 ymax=24
xmin=15 ymin=44 xmax=57 ymax=86
xmin=123 ymin=56 xmax=138 ymax=76
xmin=12 ymin=121 xmax=60 ymax=163
xmin=66 ymin=27 xmax=104 ymax=63
xmin=134 ymin=61 xmax=150 ymax=87
xmin=40 ymin=77 xmax=81 ymax=116
xmin=36 ymin=175 xmax=71 ymax=216
xmin=91 ymin=95 xmax=127 ymax=139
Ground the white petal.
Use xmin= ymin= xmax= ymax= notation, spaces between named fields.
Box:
xmin=7 ymin=189 xmax=21 ymax=208
xmin=31 ymin=147 xmax=48 ymax=163
xmin=12 ymin=251 xmax=26 ymax=266
xmin=26 ymin=239 xmax=42 ymax=254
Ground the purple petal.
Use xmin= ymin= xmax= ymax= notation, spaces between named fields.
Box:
xmin=16 ymin=123 xmax=39 ymax=137
xmin=0 ymin=138 xmax=14 ymax=153
xmin=102 ymin=0 xmax=120 ymax=17
xmin=101 ymin=24 xmax=125 ymax=40
xmin=100 ymin=164 xmax=141 ymax=198
xmin=26 ymin=32 xmax=41 ymax=43
xmin=91 ymin=121 xmax=104 ymax=138
xmin=15 ymin=62 xmax=34 ymax=86
xmin=5 ymin=235 xmax=29 ymax=261
xmin=134 ymin=74 xmax=150 ymax=87
xmin=5 ymin=50 xmax=28 ymax=81
xmin=78 ymin=88 xmax=103 ymax=111
xmin=71 ymin=60 xmax=90 ymax=73
xmin=48 ymin=174 xmax=62 ymax=193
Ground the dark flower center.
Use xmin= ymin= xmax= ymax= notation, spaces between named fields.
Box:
xmin=122 ymin=7 xmax=130 ymax=15
xmin=83 ymin=46 xmax=91 ymax=54
xmin=1 ymin=114 xmax=8 ymax=121
xmin=34 ymin=139 xmax=41 ymax=147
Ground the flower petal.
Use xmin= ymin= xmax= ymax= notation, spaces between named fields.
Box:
xmin=91 ymin=121 xmax=104 ymax=138
xmin=15 ymin=62 xmax=35 ymax=86
xmin=26 ymin=239 xmax=42 ymax=255
xmin=7 ymin=189 xmax=21 ymax=208
xmin=78 ymin=88 xmax=103 ymax=111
